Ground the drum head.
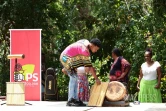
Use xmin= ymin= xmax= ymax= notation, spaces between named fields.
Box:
xmin=106 ymin=81 xmax=126 ymax=101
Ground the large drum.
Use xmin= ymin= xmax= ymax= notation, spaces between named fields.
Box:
xmin=105 ymin=81 xmax=126 ymax=101
xmin=6 ymin=82 xmax=25 ymax=105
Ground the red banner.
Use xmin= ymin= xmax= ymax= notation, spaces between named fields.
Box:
xmin=10 ymin=29 xmax=42 ymax=101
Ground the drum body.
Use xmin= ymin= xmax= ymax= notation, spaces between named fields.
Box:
xmin=6 ymin=82 xmax=25 ymax=105
xmin=106 ymin=81 xmax=126 ymax=101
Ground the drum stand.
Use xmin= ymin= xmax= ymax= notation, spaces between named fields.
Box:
xmin=1 ymin=102 xmax=32 ymax=106
xmin=1 ymin=57 xmax=32 ymax=106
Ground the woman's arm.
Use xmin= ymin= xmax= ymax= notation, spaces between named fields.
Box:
xmin=117 ymin=58 xmax=131 ymax=80
xmin=155 ymin=67 xmax=162 ymax=89
xmin=137 ymin=68 xmax=143 ymax=90
xmin=117 ymin=65 xmax=131 ymax=80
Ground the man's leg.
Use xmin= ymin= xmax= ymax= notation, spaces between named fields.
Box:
xmin=67 ymin=69 xmax=86 ymax=106
xmin=68 ymin=74 xmax=78 ymax=101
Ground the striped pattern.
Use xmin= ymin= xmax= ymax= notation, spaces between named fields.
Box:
xmin=60 ymin=55 xmax=92 ymax=71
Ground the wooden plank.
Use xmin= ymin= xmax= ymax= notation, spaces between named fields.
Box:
xmin=90 ymin=85 xmax=94 ymax=96
xmin=88 ymin=83 xmax=99 ymax=106
xmin=6 ymin=94 xmax=25 ymax=105
xmin=96 ymin=82 xmax=109 ymax=106
xmin=88 ymin=82 xmax=109 ymax=107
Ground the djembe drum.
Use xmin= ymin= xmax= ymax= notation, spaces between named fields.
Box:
xmin=105 ymin=81 xmax=127 ymax=101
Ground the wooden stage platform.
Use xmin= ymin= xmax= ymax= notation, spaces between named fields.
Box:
xmin=0 ymin=100 xmax=166 ymax=111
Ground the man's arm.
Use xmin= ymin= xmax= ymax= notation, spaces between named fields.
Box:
xmin=89 ymin=67 xmax=101 ymax=85
xmin=62 ymin=68 xmax=68 ymax=75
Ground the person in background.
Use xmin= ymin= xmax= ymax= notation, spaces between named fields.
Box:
xmin=137 ymin=48 xmax=162 ymax=103
xmin=77 ymin=66 xmax=90 ymax=102
xmin=62 ymin=66 xmax=90 ymax=102
xmin=60 ymin=38 xmax=102 ymax=106
xmin=109 ymin=48 xmax=131 ymax=84
xmin=109 ymin=48 xmax=131 ymax=101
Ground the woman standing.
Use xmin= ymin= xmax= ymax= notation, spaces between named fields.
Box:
xmin=137 ymin=48 xmax=162 ymax=103
xmin=109 ymin=48 xmax=131 ymax=84
xmin=109 ymin=48 xmax=131 ymax=101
